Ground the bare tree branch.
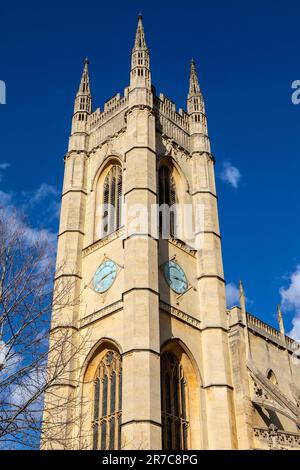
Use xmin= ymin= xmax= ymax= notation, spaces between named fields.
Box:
xmin=0 ymin=209 xmax=89 ymax=449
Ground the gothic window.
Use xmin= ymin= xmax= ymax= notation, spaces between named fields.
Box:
xmin=92 ymin=351 xmax=122 ymax=450
xmin=159 ymin=166 xmax=177 ymax=238
xmin=102 ymin=165 xmax=122 ymax=237
xmin=267 ymin=369 xmax=278 ymax=385
xmin=161 ymin=352 xmax=189 ymax=450
xmin=193 ymin=98 xmax=199 ymax=111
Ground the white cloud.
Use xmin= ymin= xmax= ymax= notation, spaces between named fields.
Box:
xmin=0 ymin=340 xmax=8 ymax=370
xmin=46 ymin=200 xmax=61 ymax=223
xmin=220 ymin=161 xmax=241 ymax=189
xmin=0 ymin=177 xmax=59 ymax=254
xmin=0 ymin=162 xmax=10 ymax=170
xmin=280 ymin=265 xmax=300 ymax=341
xmin=9 ymin=361 xmax=47 ymax=407
xmin=0 ymin=192 xmax=57 ymax=261
xmin=0 ymin=340 xmax=23 ymax=376
xmin=226 ymin=282 xmax=240 ymax=308
xmin=226 ymin=282 xmax=249 ymax=308
xmin=28 ymin=183 xmax=59 ymax=207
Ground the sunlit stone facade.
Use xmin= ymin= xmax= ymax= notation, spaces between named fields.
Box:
xmin=41 ymin=16 xmax=300 ymax=450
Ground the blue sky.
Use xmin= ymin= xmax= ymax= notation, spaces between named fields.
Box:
xmin=0 ymin=0 xmax=299 ymax=337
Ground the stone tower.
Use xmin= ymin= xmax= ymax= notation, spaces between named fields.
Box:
xmin=42 ymin=15 xmax=238 ymax=450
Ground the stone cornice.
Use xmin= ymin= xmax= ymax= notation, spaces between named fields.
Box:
xmin=191 ymin=151 xmax=215 ymax=163
xmin=246 ymin=312 xmax=299 ymax=353
xmin=82 ymin=228 xmax=125 ymax=257
xmin=125 ymin=104 xmax=154 ymax=116
xmin=87 ymin=127 xmax=127 ymax=155
xmin=197 ymin=274 xmax=225 ymax=283
xmin=159 ymin=300 xmax=201 ymax=329
xmin=168 ymin=237 xmax=197 ymax=257
xmin=58 ymin=229 xmax=85 ymax=238
xmin=254 ymin=426 xmax=300 ymax=449
xmin=124 ymin=145 xmax=156 ymax=158
xmin=64 ymin=149 xmax=88 ymax=160
xmin=80 ymin=299 xmax=123 ymax=328
xmin=61 ymin=189 xmax=87 ymax=198
xmin=124 ymin=187 xmax=157 ymax=198
xmin=191 ymin=190 xmax=218 ymax=199
xmin=194 ymin=230 xmax=221 ymax=239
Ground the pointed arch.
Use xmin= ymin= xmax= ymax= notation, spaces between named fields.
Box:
xmin=267 ymin=369 xmax=278 ymax=385
xmin=161 ymin=351 xmax=189 ymax=449
xmin=80 ymin=339 xmax=123 ymax=450
xmin=91 ymin=154 xmax=123 ymax=192
xmin=158 ymin=165 xmax=177 ymax=237
xmin=160 ymin=339 xmax=204 ymax=450
xmin=158 ymin=157 xmax=190 ymax=241
xmin=94 ymin=158 xmax=123 ymax=241
xmin=158 ymin=156 xmax=190 ymax=195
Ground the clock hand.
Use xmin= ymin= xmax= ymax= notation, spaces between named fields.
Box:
xmin=100 ymin=270 xmax=114 ymax=282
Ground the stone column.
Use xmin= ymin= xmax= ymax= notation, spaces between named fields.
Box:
xmin=121 ymin=101 xmax=161 ymax=449
xmin=41 ymin=150 xmax=87 ymax=449
xmin=228 ymin=307 xmax=254 ymax=449
xmin=192 ymin=151 xmax=237 ymax=449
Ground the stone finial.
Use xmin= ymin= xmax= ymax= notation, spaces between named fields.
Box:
xmin=239 ymin=280 xmax=251 ymax=360
xmin=277 ymin=304 xmax=285 ymax=336
xmin=239 ymin=280 xmax=246 ymax=317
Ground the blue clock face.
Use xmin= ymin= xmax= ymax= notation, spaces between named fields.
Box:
xmin=93 ymin=260 xmax=117 ymax=293
xmin=164 ymin=261 xmax=188 ymax=294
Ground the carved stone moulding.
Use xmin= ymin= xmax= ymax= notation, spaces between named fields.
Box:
xmin=159 ymin=300 xmax=200 ymax=329
xmin=83 ymin=228 xmax=125 ymax=257
xmin=80 ymin=300 xmax=123 ymax=328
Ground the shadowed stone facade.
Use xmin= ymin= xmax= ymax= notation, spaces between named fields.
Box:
xmin=41 ymin=15 xmax=300 ymax=450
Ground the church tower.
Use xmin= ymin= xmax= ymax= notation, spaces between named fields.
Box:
xmin=42 ymin=15 xmax=238 ymax=450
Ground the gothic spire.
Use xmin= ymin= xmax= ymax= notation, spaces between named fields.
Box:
xmin=130 ymin=14 xmax=151 ymax=92
xmin=134 ymin=13 xmax=147 ymax=50
xmin=187 ymin=59 xmax=205 ymax=115
xmin=73 ymin=58 xmax=92 ymax=115
xmin=188 ymin=58 xmax=201 ymax=97
xmin=78 ymin=58 xmax=91 ymax=95
xmin=187 ymin=58 xmax=210 ymax=153
xmin=71 ymin=58 xmax=92 ymax=136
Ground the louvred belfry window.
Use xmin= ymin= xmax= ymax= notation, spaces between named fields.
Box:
xmin=102 ymin=165 xmax=122 ymax=236
xmin=92 ymin=351 xmax=122 ymax=450
xmin=159 ymin=166 xmax=177 ymax=237
xmin=161 ymin=352 xmax=189 ymax=450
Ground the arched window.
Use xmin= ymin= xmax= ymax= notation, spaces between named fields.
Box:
xmin=92 ymin=350 xmax=122 ymax=450
xmin=161 ymin=352 xmax=189 ymax=450
xmin=267 ymin=369 xmax=278 ymax=385
xmin=159 ymin=166 xmax=177 ymax=238
xmin=102 ymin=165 xmax=122 ymax=237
